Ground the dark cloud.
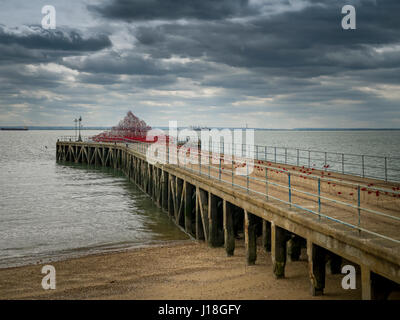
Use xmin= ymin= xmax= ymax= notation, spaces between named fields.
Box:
xmin=1 ymin=0 xmax=400 ymax=127
xmin=88 ymin=0 xmax=252 ymax=21
xmin=0 ymin=25 xmax=112 ymax=51
xmin=0 ymin=25 xmax=112 ymax=65
xmin=131 ymin=0 xmax=400 ymax=75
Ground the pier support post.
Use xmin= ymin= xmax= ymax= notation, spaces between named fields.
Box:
xmin=208 ymin=194 xmax=223 ymax=247
xmin=148 ymin=164 xmax=153 ymax=196
xmin=135 ymin=158 xmax=139 ymax=184
xmin=361 ymin=265 xmax=372 ymax=300
xmin=199 ymin=189 xmax=209 ymax=243
xmin=157 ymin=168 xmax=161 ymax=206
xmin=223 ymin=200 xmax=235 ymax=256
xmin=271 ymin=223 xmax=288 ymax=278
xmin=361 ymin=267 xmax=394 ymax=300
xmin=195 ymin=188 xmax=205 ymax=240
xmin=162 ymin=171 xmax=168 ymax=211
xmin=168 ymin=175 xmax=174 ymax=217
xmin=262 ymin=220 xmax=271 ymax=252
xmin=245 ymin=210 xmax=257 ymax=265
xmin=177 ymin=179 xmax=184 ymax=227
xmin=185 ymin=182 xmax=194 ymax=235
xmin=307 ymin=240 xmax=326 ymax=296
xmin=287 ymin=235 xmax=302 ymax=262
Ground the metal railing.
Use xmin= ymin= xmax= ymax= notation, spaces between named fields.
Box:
xmin=58 ymin=137 xmax=400 ymax=244
xmin=58 ymin=136 xmax=92 ymax=142
xmin=249 ymin=144 xmax=400 ymax=183
xmin=58 ymin=136 xmax=400 ymax=182
xmin=139 ymin=140 xmax=400 ymax=244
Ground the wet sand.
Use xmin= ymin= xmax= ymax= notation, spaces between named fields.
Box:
xmin=0 ymin=239 xmax=366 ymax=300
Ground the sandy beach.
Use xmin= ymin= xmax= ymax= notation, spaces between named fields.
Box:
xmin=0 ymin=239 xmax=366 ymax=300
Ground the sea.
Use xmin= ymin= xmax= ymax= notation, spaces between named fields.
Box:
xmin=0 ymin=129 xmax=399 ymax=268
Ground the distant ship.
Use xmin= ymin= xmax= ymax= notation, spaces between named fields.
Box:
xmin=1 ymin=126 xmax=28 ymax=131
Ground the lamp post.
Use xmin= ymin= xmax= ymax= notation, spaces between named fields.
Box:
xmin=78 ymin=116 xmax=82 ymax=142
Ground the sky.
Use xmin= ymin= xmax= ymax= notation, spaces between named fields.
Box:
xmin=0 ymin=0 xmax=399 ymax=128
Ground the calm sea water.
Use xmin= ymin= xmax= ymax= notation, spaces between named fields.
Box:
xmin=0 ymin=130 xmax=399 ymax=268
xmin=254 ymin=130 xmax=400 ymax=157
xmin=0 ymin=130 xmax=189 ymax=268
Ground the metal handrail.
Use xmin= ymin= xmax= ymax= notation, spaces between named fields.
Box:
xmin=57 ymin=137 xmax=400 ymax=244
xmin=134 ymin=140 xmax=400 ymax=244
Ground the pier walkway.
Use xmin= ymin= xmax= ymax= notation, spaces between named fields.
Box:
xmin=56 ymin=139 xmax=400 ymax=299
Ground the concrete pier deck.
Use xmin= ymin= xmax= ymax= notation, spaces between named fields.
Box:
xmin=56 ymin=140 xmax=400 ymax=299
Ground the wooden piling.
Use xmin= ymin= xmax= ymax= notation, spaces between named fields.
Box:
xmin=223 ymin=200 xmax=235 ymax=256
xmin=361 ymin=265 xmax=372 ymax=300
xmin=244 ymin=210 xmax=257 ymax=265
xmin=195 ymin=187 xmax=205 ymax=240
xmin=177 ymin=178 xmax=184 ymax=227
xmin=162 ymin=171 xmax=168 ymax=211
xmin=272 ymin=223 xmax=288 ymax=278
xmin=198 ymin=188 xmax=209 ymax=243
xmin=208 ymin=194 xmax=223 ymax=247
xmin=307 ymin=240 xmax=326 ymax=296
xmin=185 ymin=182 xmax=194 ymax=235
xmin=169 ymin=175 xmax=176 ymax=218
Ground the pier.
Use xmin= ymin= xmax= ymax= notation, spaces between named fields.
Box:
xmin=56 ymin=139 xmax=400 ymax=300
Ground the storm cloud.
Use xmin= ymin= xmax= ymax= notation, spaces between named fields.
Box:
xmin=88 ymin=0 xmax=252 ymax=21
xmin=0 ymin=0 xmax=399 ymax=128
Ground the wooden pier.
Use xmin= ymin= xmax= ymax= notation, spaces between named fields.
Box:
xmin=56 ymin=140 xmax=400 ymax=300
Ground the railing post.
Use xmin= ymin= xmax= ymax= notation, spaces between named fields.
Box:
xmin=265 ymin=146 xmax=267 ymax=161
xmin=324 ymin=152 xmax=327 ymax=170
xmin=246 ymin=162 xmax=249 ymax=193
xmin=209 ymin=139 xmax=211 ymax=178
xmin=357 ymin=185 xmax=361 ymax=230
xmin=297 ymin=149 xmax=299 ymax=166
xmin=219 ymin=156 xmax=221 ymax=180
xmin=167 ymin=139 xmax=169 ymax=164
xmin=256 ymin=145 xmax=259 ymax=161
xmin=265 ymin=166 xmax=268 ymax=200
xmin=318 ymin=178 xmax=321 ymax=220
xmin=232 ymin=143 xmax=234 ymax=187
xmin=288 ymin=172 xmax=291 ymax=206
xmin=176 ymin=134 xmax=179 ymax=167
xmin=274 ymin=147 xmax=277 ymax=163
xmin=308 ymin=150 xmax=311 ymax=168
xmin=199 ymin=143 xmax=201 ymax=175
